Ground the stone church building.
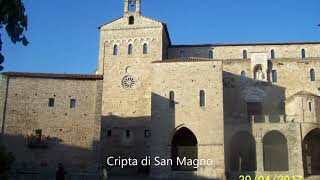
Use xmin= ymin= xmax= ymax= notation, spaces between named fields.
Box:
xmin=0 ymin=0 xmax=320 ymax=179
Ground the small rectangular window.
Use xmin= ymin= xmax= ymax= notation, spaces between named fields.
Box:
xmin=126 ymin=130 xmax=131 ymax=138
xmin=144 ymin=130 xmax=150 ymax=137
xmin=70 ymin=99 xmax=76 ymax=108
xmin=48 ymin=98 xmax=55 ymax=107
xmin=107 ymin=130 xmax=112 ymax=137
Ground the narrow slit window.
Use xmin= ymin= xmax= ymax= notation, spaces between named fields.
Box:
xmin=302 ymin=49 xmax=306 ymax=59
xmin=208 ymin=50 xmax=213 ymax=59
xmin=113 ymin=45 xmax=118 ymax=55
xmin=169 ymin=91 xmax=175 ymax=108
xmin=309 ymin=101 xmax=312 ymax=112
xmin=70 ymin=99 xmax=76 ymax=108
xmin=243 ymin=50 xmax=248 ymax=59
xmin=48 ymin=98 xmax=55 ymax=107
xmin=272 ymin=70 xmax=278 ymax=82
xmin=143 ymin=43 xmax=148 ymax=54
xmin=126 ymin=130 xmax=131 ymax=138
xmin=271 ymin=49 xmax=275 ymax=59
xmin=128 ymin=44 xmax=133 ymax=55
xmin=200 ymin=90 xmax=205 ymax=107
xmin=310 ymin=69 xmax=315 ymax=82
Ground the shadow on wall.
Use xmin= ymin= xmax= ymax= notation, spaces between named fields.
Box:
xmin=100 ymin=115 xmax=151 ymax=176
xmin=223 ymin=71 xmax=286 ymax=179
xmin=1 ymin=133 xmax=100 ymax=178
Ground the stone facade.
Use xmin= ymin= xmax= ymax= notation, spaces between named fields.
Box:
xmin=0 ymin=0 xmax=320 ymax=179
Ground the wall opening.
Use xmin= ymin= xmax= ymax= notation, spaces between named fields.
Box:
xmin=113 ymin=45 xmax=118 ymax=55
xmin=243 ymin=50 xmax=248 ymax=59
xmin=128 ymin=44 xmax=133 ymax=55
xmin=143 ymin=43 xmax=148 ymax=54
xmin=303 ymin=128 xmax=320 ymax=176
xmin=271 ymin=49 xmax=275 ymax=59
xmin=129 ymin=16 xmax=134 ymax=25
xmin=230 ymin=131 xmax=257 ymax=171
xmin=171 ymin=127 xmax=198 ymax=171
xmin=263 ymin=131 xmax=288 ymax=171
xmin=169 ymin=91 xmax=175 ymax=108
xmin=272 ymin=70 xmax=278 ymax=82
xmin=208 ymin=50 xmax=213 ymax=59
xmin=302 ymin=49 xmax=306 ymax=59
xmin=200 ymin=90 xmax=205 ymax=107
xmin=310 ymin=69 xmax=315 ymax=82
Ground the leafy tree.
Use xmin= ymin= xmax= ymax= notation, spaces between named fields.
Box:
xmin=0 ymin=0 xmax=29 ymax=71
xmin=0 ymin=145 xmax=15 ymax=179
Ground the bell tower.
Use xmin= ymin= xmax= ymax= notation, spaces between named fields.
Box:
xmin=124 ymin=0 xmax=141 ymax=16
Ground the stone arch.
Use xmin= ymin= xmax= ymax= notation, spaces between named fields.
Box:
xmin=303 ymin=128 xmax=320 ymax=176
xmin=171 ymin=127 xmax=197 ymax=171
xmin=230 ymin=131 xmax=257 ymax=171
xmin=263 ymin=130 xmax=288 ymax=171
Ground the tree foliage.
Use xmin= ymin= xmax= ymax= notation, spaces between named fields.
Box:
xmin=0 ymin=145 xmax=15 ymax=179
xmin=0 ymin=0 xmax=28 ymax=69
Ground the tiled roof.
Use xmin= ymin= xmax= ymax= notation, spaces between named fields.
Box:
xmin=2 ymin=72 xmax=103 ymax=80
xmin=153 ymin=57 xmax=220 ymax=63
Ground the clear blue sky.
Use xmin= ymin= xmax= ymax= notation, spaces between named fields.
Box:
xmin=2 ymin=0 xmax=320 ymax=74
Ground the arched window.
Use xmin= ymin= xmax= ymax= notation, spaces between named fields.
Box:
xmin=271 ymin=49 xmax=275 ymax=59
xmin=171 ymin=127 xmax=197 ymax=171
xmin=272 ymin=70 xmax=277 ymax=82
xmin=113 ymin=45 xmax=118 ymax=55
xmin=310 ymin=69 xmax=315 ymax=82
xmin=302 ymin=49 xmax=306 ymax=59
xmin=200 ymin=90 xmax=205 ymax=107
xmin=303 ymin=128 xmax=320 ymax=176
xmin=128 ymin=44 xmax=133 ymax=55
xmin=169 ymin=91 xmax=175 ymax=108
xmin=243 ymin=50 xmax=248 ymax=59
xmin=129 ymin=16 xmax=134 ymax=25
xmin=241 ymin=70 xmax=247 ymax=78
xmin=208 ymin=50 xmax=213 ymax=59
xmin=143 ymin=43 xmax=148 ymax=54
xmin=263 ymin=131 xmax=288 ymax=171
xmin=309 ymin=101 xmax=313 ymax=112
xmin=230 ymin=132 xmax=257 ymax=171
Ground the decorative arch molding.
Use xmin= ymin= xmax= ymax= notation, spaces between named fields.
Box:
xmin=104 ymin=37 xmax=159 ymax=45
xmin=241 ymin=87 xmax=266 ymax=103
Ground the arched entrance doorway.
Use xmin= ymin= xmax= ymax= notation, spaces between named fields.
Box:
xmin=230 ymin=131 xmax=257 ymax=171
xmin=303 ymin=128 xmax=320 ymax=176
xmin=263 ymin=130 xmax=288 ymax=171
xmin=171 ymin=127 xmax=197 ymax=171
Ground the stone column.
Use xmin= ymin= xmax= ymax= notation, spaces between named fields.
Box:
xmin=136 ymin=0 xmax=141 ymax=15
xmin=255 ymin=137 xmax=264 ymax=171
xmin=124 ymin=0 xmax=129 ymax=15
